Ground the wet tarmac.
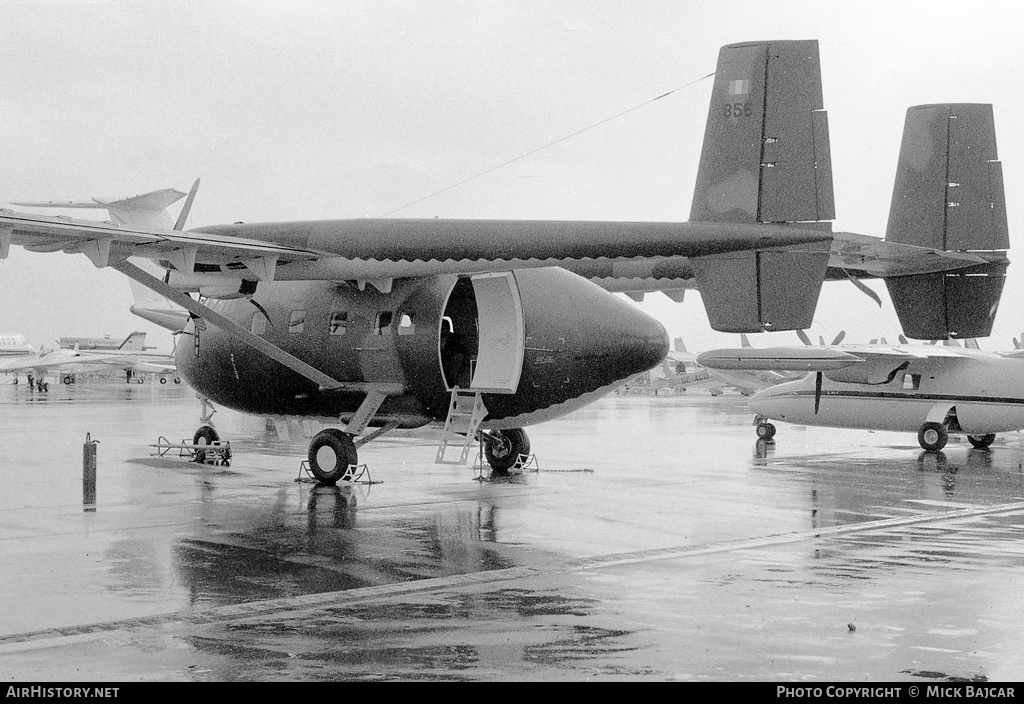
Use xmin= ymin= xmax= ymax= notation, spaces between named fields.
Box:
xmin=1 ymin=381 xmax=1024 ymax=681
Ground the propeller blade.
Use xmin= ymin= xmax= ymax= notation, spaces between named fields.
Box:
xmin=831 ymin=331 xmax=846 ymax=346
xmin=796 ymin=329 xmax=812 ymax=346
xmin=899 ymin=335 xmax=908 ymax=344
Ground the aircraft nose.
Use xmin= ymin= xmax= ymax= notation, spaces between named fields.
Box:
xmin=592 ymin=296 xmax=670 ymax=382
xmin=748 ymin=385 xmax=783 ymax=418
xmin=621 ymin=311 xmax=670 ymax=376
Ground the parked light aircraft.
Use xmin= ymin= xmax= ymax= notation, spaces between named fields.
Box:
xmin=0 ymin=332 xmax=178 ymax=390
xmin=0 ymin=40 xmax=1010 ymax=482
xmin=697 ymin=340 xmax=1024 ymax=451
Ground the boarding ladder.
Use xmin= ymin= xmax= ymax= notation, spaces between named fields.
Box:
xmin=435 ymin=388 xmax=487 ymax=465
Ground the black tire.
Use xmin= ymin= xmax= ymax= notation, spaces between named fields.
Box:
xmin=918 ymin=422 xmax=948 ymax=451
xmin=62 ymin=376 xmax=72 ymax=385
xmin=484 ymin=428 xmax=530 ymax=472
xmin=193 ymin=425 xmax=220 ymax=463
xmin=756 ymin=423 xmax=776 ymax=440
xmin=308 ymin=429 xmax=358 ymax=485
xmin=968 ymin=433 xmax=996 ymax=449
xmin=159 ymin=377 xmax=167 ymax=384
xmin=174 ymin=378 xmax=182 ymax=384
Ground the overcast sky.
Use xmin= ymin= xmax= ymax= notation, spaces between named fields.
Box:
xmin=0 ymin=0 xmax=1022 ymax=354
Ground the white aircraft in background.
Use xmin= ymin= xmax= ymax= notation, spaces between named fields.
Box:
xmin=0 ymin=333 xmax=36 ymax=360
xmin=701 ymin=334 xmax=795 ymax=396
xmin=697 ymin=339 xmax=1024 ymax=451
xmin=618 ymin=339 xmax=726 ymax=395
xmin=59 ymin=331 xmax=150 ymax=351
xmin=0 ymin=331 xmax=178 ymax=390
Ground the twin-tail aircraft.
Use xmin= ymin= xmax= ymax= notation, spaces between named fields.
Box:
xmin=697 ymin=339 xmax=1024 ymax=452
xmin=0 ymin=40 xmax=1009 ymax=482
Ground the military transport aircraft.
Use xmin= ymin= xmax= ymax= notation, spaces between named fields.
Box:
xmin=0 ymin=40 xmax=1009 ymax=483
xmin=697 ymin=340 xmax=1024 ymax=452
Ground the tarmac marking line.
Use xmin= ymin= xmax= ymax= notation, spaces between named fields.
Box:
xmin=2 ymin=499 xmax=1023 ymax=651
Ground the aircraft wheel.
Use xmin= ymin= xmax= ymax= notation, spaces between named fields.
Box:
xmin=62 ymin=375 xmax=72 ymax=385
xmin=968 ymin=433 xmax=996 ymax=449
xmin=484 ymin=428 xmax=530 ymax=473
xmin=159 ymin=377 xmax=167 ymax=384
xmin=174 ymin=378 xmax=182 ymax=384
xmin=193 ymin=425 xmax=220 ymax=463
xmin=756 ymin=422 xmax=776 ymax=440
xmin=308 ymin=429 xmax=357 ymax=485
xmin=918 ymin=422 xmax=948 ymax=451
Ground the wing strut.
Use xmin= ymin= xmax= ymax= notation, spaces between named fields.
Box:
xmin=111 ymin=259 xmax=402 ymax=394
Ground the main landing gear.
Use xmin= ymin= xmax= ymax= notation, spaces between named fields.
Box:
xmin=480 ymin=428 xmax=531 ymax=473
xmin=967 ymin=433 xmax=996 ymax=449
xmin=917 ymin=423 xmax=996 ymax=451
xmin=307 ymin=429 xmax=358 ymax=484
xmin=918 ymin=422 xmax=947 ymax=451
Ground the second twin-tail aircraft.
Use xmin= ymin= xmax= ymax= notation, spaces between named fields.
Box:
xmin=0 ymin=40 xmax=1009 ymax=482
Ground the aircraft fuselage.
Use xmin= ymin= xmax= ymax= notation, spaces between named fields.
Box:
xmin=749 ymin=353 xmax=1024 ymax=435
xmin=175 ymin=267 xmax=668 ymax=430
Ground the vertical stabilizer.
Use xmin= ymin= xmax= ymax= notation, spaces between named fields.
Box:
xmin=690 ymin=40 xmax=834 ymax=333
xmin=690 ymin=40 xmax=834 ymax=225
xmin=118 ymin=332 xmax=148 ymax=351
xmin=884 ymin=104 xmax=1009 ymax=339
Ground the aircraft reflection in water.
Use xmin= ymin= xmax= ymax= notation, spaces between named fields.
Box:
xmin=0 ymin=40 xmax=1008 ymax=482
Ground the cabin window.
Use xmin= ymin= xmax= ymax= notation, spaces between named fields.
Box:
xmin=398 ymin=312 xmax=415 ymax=336
xmin=902 ymin=373 xmax=921 ymax=391
xmin=329 ymin=311 xmax=348 ymax=336
xmin=374 ymin=312 xmax=393 ymax=336
xmin=250 ymin=312 xmax=268 ymax=336
xmin=288 ymin=310 xmax=306 ymax=334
